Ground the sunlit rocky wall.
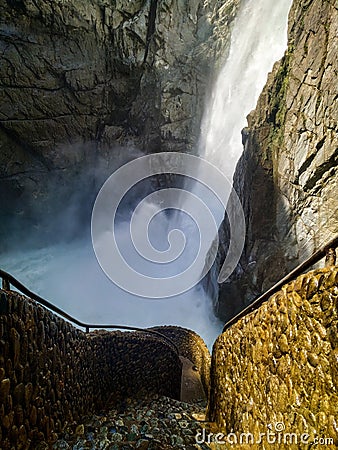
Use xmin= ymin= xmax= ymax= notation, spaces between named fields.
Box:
xmin=207 ymin=266 xmax=338 ymax=448
xmin=207 ymin=0 xmax=338 ymax=321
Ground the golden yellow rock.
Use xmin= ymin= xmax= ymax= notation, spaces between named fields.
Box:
xmin=307 ymin=353 xmax=319 ymax=367
xmin=277 ymin=334 xmax=289 ymax=353
xmin=75 ymin=424 xmax=85 ymax=435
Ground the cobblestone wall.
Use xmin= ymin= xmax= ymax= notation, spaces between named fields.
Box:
xmin=151 ymin=325 xmax=211 ymax=396
xmin=0 ymin=290 xmax=181 ymax=449
xmin=208 ymin=266 xmax=338 ymax=448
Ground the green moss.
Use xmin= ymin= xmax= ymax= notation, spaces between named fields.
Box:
xmin=266 ymin=43 xmax=294 ymax=155
xmin=263 ymin=43 xmax=294 ymax=177
xmin=270 ymin=44 xmax=293 ymax=125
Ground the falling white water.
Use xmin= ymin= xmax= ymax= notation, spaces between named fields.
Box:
xmin=201 ymin=0 xmax=293 ymax=180
xmin=2 ymin=0 xmax=292 ymax=350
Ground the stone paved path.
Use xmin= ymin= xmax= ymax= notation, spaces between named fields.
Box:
xmin=51 ymin=395 xmax=212 ymax=450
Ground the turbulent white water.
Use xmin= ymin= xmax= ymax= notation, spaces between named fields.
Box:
xmin=201 ymin=0 xmax=293 ymax=180
xmin=3 ymin=206 xmax=223 ymax=349
xmin=2 ymin=0 xmax=291 ymax=350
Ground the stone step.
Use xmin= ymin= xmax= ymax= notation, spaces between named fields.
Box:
xmin=51 ymin=395 xmax=213 ymax=450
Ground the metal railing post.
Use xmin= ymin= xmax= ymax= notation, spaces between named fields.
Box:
xmin=2 ymin=277 xmax=10 ymax=291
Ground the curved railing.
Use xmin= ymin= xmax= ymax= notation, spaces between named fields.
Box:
xmin=222 ymin=234 xmax=338 ymax=332
xmin=0 ymin=269 xmax=179 ymax=356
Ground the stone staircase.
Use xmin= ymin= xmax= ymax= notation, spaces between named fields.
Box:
xmin=49 ymin=353 xmax=212 ymax=450
xmin=48 ymin=353 xmax=212 ymax=449
xmin=51 ymin=395 xmax=212 ymax=450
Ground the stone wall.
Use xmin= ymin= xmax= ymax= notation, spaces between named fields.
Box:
xmin=207 ymin=0 xmax=338 ymax=321
xmin=0 ymin=289 xmax=181 ymax=449
xmin=151 ymin=325 xmax=211 ymax=396
xmin=207 ymin=266 xmax=338 ymax=448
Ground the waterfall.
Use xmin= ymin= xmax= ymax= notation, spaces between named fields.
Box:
xmin=2 ymin=1 xmax=292 ymax=350
xmin=200 ymin=0 xmax=293 ymax=180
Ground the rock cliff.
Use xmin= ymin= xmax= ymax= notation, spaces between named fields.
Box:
xmin=208 ymin=0 xmax=338 ymax=321
xmin=0 ymin=0 xmax=240 ymax=244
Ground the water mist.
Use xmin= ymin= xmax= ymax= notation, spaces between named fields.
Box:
xmin=2 ymin=0 xmax=292 ymax=349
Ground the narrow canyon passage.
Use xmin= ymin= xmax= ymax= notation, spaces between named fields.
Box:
xmin=1 ymin=0 xmax=291 ymax=350
xmin=1 ymin=0 xmax=337 ymax=448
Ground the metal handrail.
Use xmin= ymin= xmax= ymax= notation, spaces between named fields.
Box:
xmin=223 ymin=234 xmax=338 ymax=332
xmin=0 ymin=269 xmax=179 ymax=355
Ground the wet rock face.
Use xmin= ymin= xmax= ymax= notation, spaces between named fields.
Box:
xmin=208 ymin=267 xmax=338 ymax=447
xmin=0 ymin=0 xmax=240 ymax=243
xmin=0 ymin=290 xmax=182 ymax=448
xmin=209 ymin=0 xmax=338 ymax=321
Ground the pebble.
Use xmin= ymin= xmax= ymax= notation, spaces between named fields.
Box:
xmin=52 ymin=395 xmax=210 ymax=449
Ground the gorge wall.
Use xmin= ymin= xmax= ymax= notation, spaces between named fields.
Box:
xmin=207 ymin=0 xmax=338 ymax=321
xmin=0 ymin=0 xmax=241 ymax=245
xmin=208 ymin=266 xmax=338 ymax=448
